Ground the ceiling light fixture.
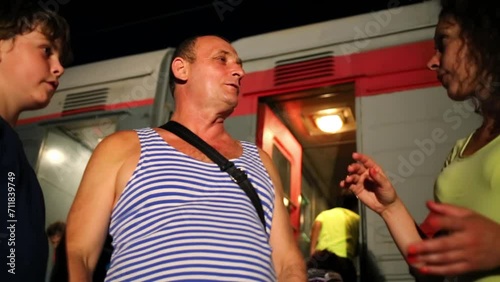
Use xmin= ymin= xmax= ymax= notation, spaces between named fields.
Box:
xmin=302 ymin=106 xmax=355 ymax=136
xmin=314 ymin=114 xmax=344 ymax=133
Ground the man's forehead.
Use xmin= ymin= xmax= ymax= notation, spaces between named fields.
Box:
xmin=196 ymin=36 xmax=237 ymax=55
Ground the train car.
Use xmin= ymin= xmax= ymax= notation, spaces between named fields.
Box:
xmin=16 ymin=1 xmax=482 ymax=281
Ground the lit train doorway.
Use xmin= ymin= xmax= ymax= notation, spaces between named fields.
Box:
xmin=256 ymin=83 xmax=357 ymax=259
xmin=258 ymin=104 xmax=303 ymax=237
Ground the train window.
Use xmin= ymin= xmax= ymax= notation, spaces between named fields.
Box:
xmin=298 ymin=193 xmax=311 ymax=257
xmin=272 ymin=144 xmax=291 ymax=208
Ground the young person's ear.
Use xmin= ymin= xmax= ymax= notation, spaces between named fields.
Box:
xmin=0 ymin=39 xmax=14 ymax=62
xmin=171 ymin=57 xmax=189 ymax=82
xmin=0 ymin=40 xmax=5 ymax=62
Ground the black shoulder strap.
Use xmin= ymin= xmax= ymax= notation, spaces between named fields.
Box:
xmin=160 ymin=120 xmax=266 ymax=230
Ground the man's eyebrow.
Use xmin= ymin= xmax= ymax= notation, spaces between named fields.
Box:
xmin=215 ymin=50 xmax=243 ymax=65
xmin=215 ymin=50 xmax=230 ymax=56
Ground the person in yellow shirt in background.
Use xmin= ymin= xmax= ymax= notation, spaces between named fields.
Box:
xmin=308 ymin=190 xmax=360 ymax=282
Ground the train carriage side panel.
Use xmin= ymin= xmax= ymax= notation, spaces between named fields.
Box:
xmin=232 ymin=0 xmax=444 ymax=187
xmin=17 ymin=48 xmax=175 ymax=164
xmin=17 ymin=48 xmax=175 ymax=128
xmin=231 ymin=0 xmax=442 ymax=120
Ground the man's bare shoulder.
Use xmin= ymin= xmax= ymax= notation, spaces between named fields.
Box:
xmin=256 ymin=147 xmax=279 ymax=184
xmin=91 ymin=130 xmax=140 ymax=161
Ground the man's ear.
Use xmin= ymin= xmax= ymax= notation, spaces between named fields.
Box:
xmin=171 ymin=57 xmax=188 ymax=82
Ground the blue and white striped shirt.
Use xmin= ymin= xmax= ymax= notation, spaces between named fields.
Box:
xmin=105 ymin=128 xmax=276 ymax=281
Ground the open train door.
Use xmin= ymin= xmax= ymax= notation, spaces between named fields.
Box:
xmin=257 ymin=104 xmax=302 ymax=238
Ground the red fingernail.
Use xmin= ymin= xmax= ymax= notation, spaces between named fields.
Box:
xmin=407 ymin=255 xmax=417 ymax=264
xmin=407 ymin=245 xmax=417 ymax=255
xmin=419 ymin=266 xmax=429 ymax=274
xmin=370 ymin=168 xmax=377 ymax=176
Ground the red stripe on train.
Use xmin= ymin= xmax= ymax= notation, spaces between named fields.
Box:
xmin=16 ymin=99 xmax=154 ymax=126
xmin=19 ymin=40 xmax=442 ymax=124
xmin=234 ymin=39 xmax=441 ymax=116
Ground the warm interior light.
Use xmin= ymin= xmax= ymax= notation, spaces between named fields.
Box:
xmin=314 ymin=114 xmax=344 ymax=133
xmin=283 ymin=197 xmax=289 ymax=207
xmin=46 ymin=148 xmax=65 ymax=164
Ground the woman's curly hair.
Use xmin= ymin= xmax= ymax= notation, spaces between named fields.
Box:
xmin=439 ymin=0 xmax=500 ymax=132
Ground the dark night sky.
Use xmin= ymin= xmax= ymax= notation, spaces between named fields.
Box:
xmin=47 ymin=0 xmax=426 ymax=66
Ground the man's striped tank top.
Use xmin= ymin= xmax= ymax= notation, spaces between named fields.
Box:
xmin=105 ymin=128 xmax=277 ymax=281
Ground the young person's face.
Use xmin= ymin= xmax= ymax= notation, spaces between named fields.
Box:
xmin=427 ymin=17 xmax=479 ymax=101
xmin=0 ymin=25 xmax=65 ymax=111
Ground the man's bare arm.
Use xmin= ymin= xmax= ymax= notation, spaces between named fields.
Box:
xmin=66 ymin=131 xmax=139 ymax=282
xmin=259 ymin=149 xmax=306 ymax=282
